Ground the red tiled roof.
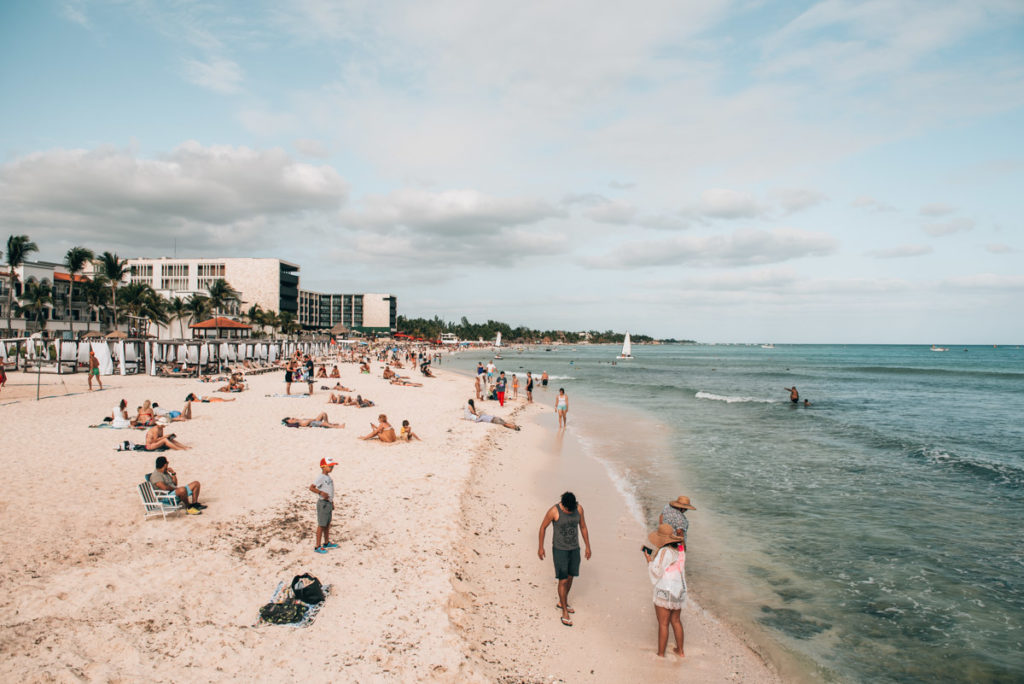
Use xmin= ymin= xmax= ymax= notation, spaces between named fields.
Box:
xmin=189 ymin=316 xmax=251 ymax=329
xmin=54 ymin=272 xmax=91 ymax=283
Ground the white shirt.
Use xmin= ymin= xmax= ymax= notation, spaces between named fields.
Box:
xmin=313 ymin=473 xmax=334 ymax=501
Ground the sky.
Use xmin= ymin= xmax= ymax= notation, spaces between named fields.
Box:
xmin=1 ymin=0 xmax=1022 ymax=343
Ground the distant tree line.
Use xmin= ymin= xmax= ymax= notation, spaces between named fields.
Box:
xmin=395 ymin=315 xmax=692 ymax=344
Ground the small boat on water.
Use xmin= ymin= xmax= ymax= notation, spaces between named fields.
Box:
xmin=761 ymin=344 xmax=775 ymax=349
xmin=617 ymin=332 xmax=634 ymax=359
xmin=930 ymin=345 xmax=949 ymax=352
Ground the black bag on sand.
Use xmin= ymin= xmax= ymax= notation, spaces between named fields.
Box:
xmin=291 ymin=573 xmax=325 ymax=604
xmin=259 ymin=603 xmax=307 ymax=624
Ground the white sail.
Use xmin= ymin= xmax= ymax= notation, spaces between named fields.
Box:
xmin=495 ymin=332 xmax=502 ymax=347
xmin=620 ymin=332 xmax=632 ymax=357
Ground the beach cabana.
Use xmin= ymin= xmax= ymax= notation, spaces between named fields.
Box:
xmin=189 ymin=317 xmax=252 ymax=340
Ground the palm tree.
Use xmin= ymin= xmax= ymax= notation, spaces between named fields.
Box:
xmin=81 ymin=275 xmax=109 ymax=334
xmin=205 ymin=278 xmax=241 ymax=339
xmin=241 ymin=303 xmax=265 ymax=338
xmin=184 ymin=294 xmax=211 ymax=338
xmin=262 ymin=310 xmax=281 ymax=339
xmin=98 ymin=252 xmax=128 ymax=330
xmin=118 ymin=282 xmax=168 ymax=336
xmin=63 ymin=246 xmax=94 ymax=336
xmin=167 ymin=296 xmax=189 ymax=338
xmin=5 ymin=235 xmax=39 ymax=333
xmin=278 ymin=311 xmax=298 ymax=339
xmin=16 ymin=280 xmax=53 ymax=330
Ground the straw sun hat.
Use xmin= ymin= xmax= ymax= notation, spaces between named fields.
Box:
xmin=648 ymin=523 xmax=684 ymax=548
xmin=668 ymin=495 xmax=696 ymax=510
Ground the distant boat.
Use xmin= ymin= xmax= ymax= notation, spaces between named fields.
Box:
xmin=618 ymin=332 xmax=634 ymax=359
xmin=761 ymin=344 xmax=776 ymax=349
xmin=930 ymin=345 xmax=949 ymax=352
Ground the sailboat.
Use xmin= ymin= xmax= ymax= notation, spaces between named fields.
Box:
xmin=493 ymin=332 xmax=503 ymax=359
xmin=617 ymin=332 xmax=633 ymax=359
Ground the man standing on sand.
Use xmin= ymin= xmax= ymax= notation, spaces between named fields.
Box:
xmin=88 ymin=349 xmax=102 ymax=391
xmin=785 ymin=386 xmax=799 ymax=404
xmin=541 ymin=370 xmax=549 ymax=388
xmin=309 ymin=457 xmax=339 ymax=554
xmin=305 ymin=355 xmax=315 ymax=395
xmin=538 ymin=491 xmax=592 ymax=627
xmin=526 ymin=371 xmax=534 ymax=403
xmin=486 ymin=360 xmax=496 ymax=388
xmin=496 ymin=371 xmax=508 ymax=407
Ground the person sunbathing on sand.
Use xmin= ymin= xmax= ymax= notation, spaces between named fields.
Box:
xmin=326 ymin=392 xmax=349 ymax=404
xmin=360 ymin=414 xmax=397 ymax=442
xmin=282 ymin=413 xmax=345 ymax=429
xmin=152 ymin=401 xmax=190 ymax=422
xmin=133 ymin=399 xmax=156 ymax=427
xmin=391 ymin=377 xmax=422 ymax=387
xmin=355 ymin=394 xmax=374 ymax=408
xmin=146 ymin=422 xmax=190 ymax=450
xmin=330 ymin=365 xmax=341 ymax=378
xmin=382 ymin=365 xmax=395 ymax=380
xmin=360 ymin=361 xmax=371 ymax=373
xmin=316 ymin=365 xmax=328 ymax=378
xmin=464 ymin=399 xmax=520 ymax=430
xmin=184 ymin=392 xmax=235 ymax=403
xmin=328 ymin=382 xmax=352 ymax=392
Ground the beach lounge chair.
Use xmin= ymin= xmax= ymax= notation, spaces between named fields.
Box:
xmin=138 ymin=480 xmax=182 ymax=520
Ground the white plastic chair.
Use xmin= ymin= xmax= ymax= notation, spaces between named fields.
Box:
xmin=138 ymin=480 xmax=182 ymax=520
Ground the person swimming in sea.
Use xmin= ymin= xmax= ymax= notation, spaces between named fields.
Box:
xmin=785 ymin=386 xmax=799 ymax=404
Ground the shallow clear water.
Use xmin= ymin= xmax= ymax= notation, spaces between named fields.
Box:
xmin=450 ymin=344 xmax=1024 ymax=682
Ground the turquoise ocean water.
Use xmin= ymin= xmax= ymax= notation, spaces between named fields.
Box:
xmin=448 ymin=344 xmax=1024 ymax=683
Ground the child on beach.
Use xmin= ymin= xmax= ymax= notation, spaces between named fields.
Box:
xmin=512 ymin=374 xmax=518 ymax=400
xmin=309 ymin=457 xmax=339 ymax=554
xmin=400 ymin=419 xmax=421 ymax=441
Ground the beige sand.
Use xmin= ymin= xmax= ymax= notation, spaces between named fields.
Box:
xmin=0 ymin=362 xmax=779 ymax=682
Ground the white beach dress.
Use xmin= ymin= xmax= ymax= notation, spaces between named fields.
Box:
xmin=648 ymin=546 xmax=687 ymax=610
xmin=111 ymin=407 xmax=132 ymax=429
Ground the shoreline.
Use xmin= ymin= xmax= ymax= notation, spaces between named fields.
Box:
xmin=445 ymin=363 xmax=783 ymax=681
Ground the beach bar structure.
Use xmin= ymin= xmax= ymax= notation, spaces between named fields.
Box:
xmin=189 ymin=317 xmax=253 ymax=340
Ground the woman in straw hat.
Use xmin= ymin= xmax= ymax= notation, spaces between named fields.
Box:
xmin=643 ymin=523 xmax=687 ymax=657
xmin=659 ymin=495 xmax=696 ymax=545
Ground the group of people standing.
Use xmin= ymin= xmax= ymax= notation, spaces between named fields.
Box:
xmin=538 ymin=491 xmax=696 ymax=657
xmin=474 ymin=361 xmax=569 ymax=428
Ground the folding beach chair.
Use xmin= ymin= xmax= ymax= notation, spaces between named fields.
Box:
xmin=138 ymin=480 xmax=182 ymax=520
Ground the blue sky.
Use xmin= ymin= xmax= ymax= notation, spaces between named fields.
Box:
xmin=1 ymin=0 xmax=1022 ymax=343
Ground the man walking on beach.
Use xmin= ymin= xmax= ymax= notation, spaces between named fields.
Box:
xmin=538 ymin=491 xmax=592 ymax=627
xmin=88 ymin=349 xmax=102 ymax=391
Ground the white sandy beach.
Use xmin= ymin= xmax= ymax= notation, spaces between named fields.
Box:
xmin=0 ymin=360 xmax=781 ymax=682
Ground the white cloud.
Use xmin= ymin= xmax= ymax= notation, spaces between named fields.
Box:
xmin=342 ymin=188 xmax=561 ymax=235
xmin=60 ymin=1 xmax=91 ymax=28
xmin=985 ymin=243 xmax=1013 ymax=254
xmin=582 ymin=200 xmax=638 ymax=225
xmin=0 ymin=143 xmax=348 ymax=252
xmin=773 ymin=188 xmax=827 ymax=215
xmin=239 ymin=109 xmax=298 ymax=136
xmin=866 ymin=244 xmax=934 ymax=258
xmin=942 ymin=273 xmax=1024 ymax=290
xmin=919 ymin=202 xmax=957 ymax=216
xmin=690 ymin=188 xmax=763 ymax=220
xmin=582 ymin=227 xmax=839 ymax=269
xmin=182 ymin=57 xmax=244 ymax=94
xmin=609 ymin=180 xmax=636 ymax=190
xmin=923 ymin=217 xmax=974 ymax=236
xmin=294 ymin=138 xmax=330 ymax=158
xmin=851 ymin=195 xmax=897 ymax=212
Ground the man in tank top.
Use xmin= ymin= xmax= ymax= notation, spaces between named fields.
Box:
xmin=538 ymin=491 xmax=592 ymax=627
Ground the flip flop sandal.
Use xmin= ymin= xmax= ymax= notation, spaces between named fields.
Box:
xmin=560 ymin=616 xmax=573 ymax=627
xmin=556 ymin=604 xmax=575 ymax=614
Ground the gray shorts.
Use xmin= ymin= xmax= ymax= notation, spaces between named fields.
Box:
xmin=552 ymin=547 xmax=580 ymax=580
xmin=316 ymin=499 xmax=333 ymax=527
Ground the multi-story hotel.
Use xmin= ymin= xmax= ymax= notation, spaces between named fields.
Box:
xmin=125 ymin=257 xmax=300 ymax=317
xmin=125 ymin=256 xmax=396 ymax=334
xmin=297 ymin=291 xmax=397 ymax=334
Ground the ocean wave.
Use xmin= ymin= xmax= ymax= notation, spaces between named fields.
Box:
xmin=910 ymin=446 xmax=1024 ymax=487
xmin=848 ymin=366 xmax=1024 ymax=381
xmin=695 ymin=391 xmax=778 ymax=404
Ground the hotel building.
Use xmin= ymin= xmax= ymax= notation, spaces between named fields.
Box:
xmin=125 ymin=257 xmax=300 ymax=317
xmin=297 ymin=291 xmax=397 ymax=334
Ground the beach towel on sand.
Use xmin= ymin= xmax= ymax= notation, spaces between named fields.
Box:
xmin=253 ymin=580 xmax=332 ymax=628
